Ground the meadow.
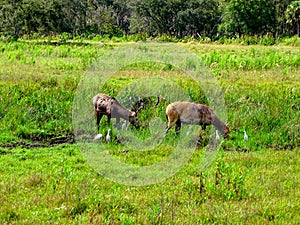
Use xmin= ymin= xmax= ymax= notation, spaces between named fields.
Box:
xmin=0 ymin=36 xmax=299 ymax=224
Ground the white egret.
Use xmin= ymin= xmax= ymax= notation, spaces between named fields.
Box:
xmin=244 ymin=130 xmax=248 ymax=141
xmin=94 ymin=133 xmax=103 ymax=141
xmin=106 ymin=129 xmax=111 ymax=142
xmin=215 ymin=130 xmax=220 ymax=140
xmin=121 ymin=120 xmax=127 ymax=130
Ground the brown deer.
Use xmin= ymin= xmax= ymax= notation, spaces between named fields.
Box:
xmin=165 ymin=101 xmax=230 ymax=139
xmin=93 ymin=93 xmax=140 ymax=131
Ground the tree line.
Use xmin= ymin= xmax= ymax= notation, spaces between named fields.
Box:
xmin=0 ymin=0 xmax=299 ymax=40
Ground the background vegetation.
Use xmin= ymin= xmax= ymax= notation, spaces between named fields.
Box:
xmin=0 ymin=36 xmax=299 ymax=223
xmin=1 ymin=0 xmax=300 ymax=40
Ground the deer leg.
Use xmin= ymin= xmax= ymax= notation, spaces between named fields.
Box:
xmin=175 ymin=120 xmax=181 ymax=135
xmin=115 ymin=117 xmax=120 ymax=128
xmin=155 ymin=96 xmax=160 ymax=106
xmin=165 ymin=116 xmax=175 ymax=133
xmin=107 ymin=114 xmax=111 ymax=126
xmin=165 ymin=111 xmax=179 ymax=134
xmin=165 ymin=125 xmax=171 ymax=133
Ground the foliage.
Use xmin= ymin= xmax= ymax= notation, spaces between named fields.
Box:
xmin=285 ymin=1 xmax=300 ymax=36
xmin=0 ymin=0 xmax=122 ymax=39
xmin=134 ymin=0 xmax=221 ymax=37
xmin=0 ymin=0 xmax=299 ymax=39
xmin=219 ymin=0 xmax=277 ymax=36
xmin=0 ymin=78 xmax=74 ymax=142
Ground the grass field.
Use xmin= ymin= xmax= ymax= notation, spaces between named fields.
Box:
xmin=0 ymin=37 xmax=299 ymax=224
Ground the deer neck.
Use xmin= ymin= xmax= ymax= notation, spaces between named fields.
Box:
xmin=212 ymin=114 xmax=226 ymax=135
xmin=112 ymin=102 xmax=132 ymax=120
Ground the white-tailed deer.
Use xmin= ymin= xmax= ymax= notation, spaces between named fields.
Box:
xmin=93 ymin=94 xmax=140 ymax=131
xmin=165 ymin=101 xmax=230 ymax=139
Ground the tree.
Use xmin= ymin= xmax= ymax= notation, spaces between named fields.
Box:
xmin=134 ymin=0 xmax=178 ymax=35
xmin=177 ymin=0 xmax=221 ymax=37
xmin=110 ymin=0 xmax=132 ymax=34
xmin=0 ymin=0 xmax=299 ymax=39
xmin=134 ymin=0 xmax=221 ymax=37
xmin=273 ymin=0 xmax=294 ymax=36
xmin=285 ymin=1 xmax=300 ymax=36
xmin=219 ymin=0 xmax=277 ymax=37
xmin=0 ymin=0 xmax=24 ymax=39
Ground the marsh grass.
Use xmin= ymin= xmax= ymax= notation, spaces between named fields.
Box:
xmin=0 ymin=77 xmax=75 ymax=143
xmin=186 ymin=43 xmax=300 ymax=70
xmin=0 ymin=39 xmax=299 ymax=223
xmin=0 ymin=40 xmax=299 ymax=148
xmin=0 ymin=145 xmax=299 ymax=224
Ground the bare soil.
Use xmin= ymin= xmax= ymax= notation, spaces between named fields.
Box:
xmin=0 ymin=135 xmax=74 ymax=149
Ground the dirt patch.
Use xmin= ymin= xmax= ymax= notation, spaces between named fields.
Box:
xmin=0 ymin=135 xmax=75 ymax=149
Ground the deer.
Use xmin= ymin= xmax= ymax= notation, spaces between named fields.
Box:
xmin=93 ymin=93 xmax=140 ymax=131
xmin=165 ymin=101 xmax=230 ymax=139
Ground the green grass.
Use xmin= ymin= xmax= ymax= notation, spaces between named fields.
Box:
xmin=0 ymin=145 xmax=299 ymax=224
xmin=0 ymin=38 xmax=299 ymax=224
xmin=1 ymin=40 xmax=298 ymax=149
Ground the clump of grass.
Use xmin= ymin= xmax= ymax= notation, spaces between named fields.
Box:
xmin=183 ymin=151 xmax=248 ymax=202
xmin=198 ymin=47 xmax=300 ymax=71
xmin=0 ymin=76 xmax=76 ymax=143
xmin=223 ymin=80 xmax=299 ymax=150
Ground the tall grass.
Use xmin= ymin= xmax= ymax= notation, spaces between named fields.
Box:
xmin=0 ymin=77 xmax=75 ymax=143
xmin=15 ymin=33 xmax=300 ymax=46
xmin=190 ymin=44 xmax=300 ymax=70
xmin=224 ymin=76 xmax=299 ymax=150
xmin=0 ymin=40 xmax=299 ymax=150
xmin=0 ymin=38 xmax=299 ymax=224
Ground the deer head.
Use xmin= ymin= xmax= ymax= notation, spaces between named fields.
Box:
xmin=224 ymin=124 xmax=230 ymax=139
xmin=129 ymin=111 xmax=140 ymax=129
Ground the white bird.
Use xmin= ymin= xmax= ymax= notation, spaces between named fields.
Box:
xmin=106 ymin=129 xmax=111 ymax=142
xmin=215 ymin=130 xmax=220 ymax=140
xmin=121 ymin=120 xmax=127 ymax=130
xmin=244 ymin=130 xmax=248 ymax=141
xmin=94 ymin=133 xmax=103 ymax=141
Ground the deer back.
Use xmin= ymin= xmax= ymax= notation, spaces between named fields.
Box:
xmin=93 ymin=93 xmax=114 ymax=115
xmin=168 ymin=102 xmax=212 ymax=125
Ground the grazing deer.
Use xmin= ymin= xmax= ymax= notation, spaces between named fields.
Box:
xmin=93 ymin=94 xmax=140 ymax=131
xmin=165 ymin=101 xmax=230 ymax=139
